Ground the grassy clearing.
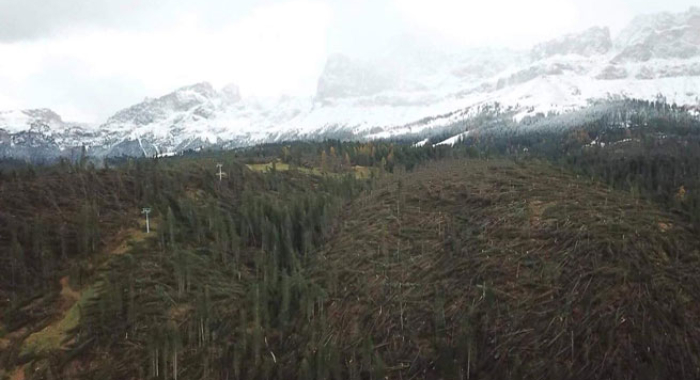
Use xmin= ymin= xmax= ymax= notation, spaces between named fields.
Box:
xmin=246 ymin=161 xmax=291 ymax=172
xmin=109 ymin=218 xmax=159 ymax=256
xmin=247 ymin=160 xmax=374 ymax=179
xmin=352 ymin=165 xmax=373 ymax=179
xmin=21 ymin=287 xmax=96 ymax=356
xmin=20 ymin=220 xmax=155 ymax=358
xmin=246 ymin=161 xmax=323 ymax=175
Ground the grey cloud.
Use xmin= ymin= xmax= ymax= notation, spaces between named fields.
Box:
xmin=0 ymin=0 xmax=268 ymax=42
xmin=0 ymin=0 xmax=148 ymax=41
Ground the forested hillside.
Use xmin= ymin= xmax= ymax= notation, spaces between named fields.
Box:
xmin=2 ymin=107 xmax=700 ymax=379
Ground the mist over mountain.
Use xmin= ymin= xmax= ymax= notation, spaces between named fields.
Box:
xmin=1 ymin=7 xmax=699 ymax=160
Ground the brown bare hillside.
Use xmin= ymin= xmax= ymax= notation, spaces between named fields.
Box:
xmin=316 ymin=159 xmax=700 ymax=379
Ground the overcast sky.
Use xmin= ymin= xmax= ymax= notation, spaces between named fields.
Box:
xmin=0 ymin=0 xmax=696 ymax=122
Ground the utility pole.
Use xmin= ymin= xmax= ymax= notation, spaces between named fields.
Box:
xmin=142 ymin=207 xmax=152 ymax=234
xmin=216 ymin=163 xmax=227 ymax=182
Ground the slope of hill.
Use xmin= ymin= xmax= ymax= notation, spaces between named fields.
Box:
xmin=315 ymin=159 xmax=700 ymax=379
xmin=2 ymin=130 xmax=700 ymax=378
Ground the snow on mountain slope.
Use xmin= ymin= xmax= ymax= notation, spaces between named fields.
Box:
xmin=614 ymin=7 xmax=700 ymax=62
xmin=0 ymin=109 xmax=67 ymax=134
xmin=0 ymin=109 xmax=98 ymax=159
xmin=1 ymin=8 xmax=699 ymax=160
xmin=531 ymin=27 xmax=612 ymax=60
xmin=436 ymin=131 xmax=470 ymax=146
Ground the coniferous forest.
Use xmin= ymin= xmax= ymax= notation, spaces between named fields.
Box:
xmin=2 ymin=100 xmax=700 ymax=379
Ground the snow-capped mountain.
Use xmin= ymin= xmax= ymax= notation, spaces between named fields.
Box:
xmin=614 ymin=8 xmax=700 ymax=62
xmin=1 ymin=7 xmax=700 ymax=160
xmin=0 ymin=109 xmax=97 ymax=160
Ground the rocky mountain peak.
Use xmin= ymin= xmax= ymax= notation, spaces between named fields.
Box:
xmin=530 ymin=26 xmax=612 ymax=61
xmin=0 ymin=108 xmax=67 ymax=134
xmin=23 ymin=108 xmax=64 ymax=124
xmin=175 ymin=82 xmax=217 ymax=98
xmin=105 ymin=82 xmax=220 ymax=127
xmin=613 ymin=7 xmax=700 ymax=62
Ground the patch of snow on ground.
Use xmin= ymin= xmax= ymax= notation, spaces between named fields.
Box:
xmin=436 ymin=131 xmax=470 ymax=146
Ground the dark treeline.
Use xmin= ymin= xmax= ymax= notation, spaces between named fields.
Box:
xmin=457 ymin=99 xmax=700 ymax=225
xmin=235 ymin=139 xmax=456 ymax=173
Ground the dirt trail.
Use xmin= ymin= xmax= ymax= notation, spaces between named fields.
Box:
xmin=10 ymin=365 xmax=26 ymax=380
xmin=59 ymin=277 xmax=80 ymax=305
xmin=1 ymin=215 xmax=159 ymax=380
xmin=19 ymin=220 xmax=157 ymax=357
xmin=20 ymin=276 xmax=85 ymax=354
xmin=106 ymin=219 xmax=158 ymax=256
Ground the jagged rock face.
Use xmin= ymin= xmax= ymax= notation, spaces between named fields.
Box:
xmin=23 ymin=109 xmax=64 ymax=125
xmin=497 ymin=62 xmax=589 ymax=89
xmin=596 ymin=65 xmax=629 ymax=80
xmin=636 ymin=66 xmax=656 ymax=80
xmin=530 ymin=27 xmax=612 ymax=60
xmin=316 ymin=48 xmax=524 ymax=102
xmin=106 ymin=82 xmax=218 ymax=126
xmin=0 ymin=108 xmax=97 ymax=161
xmin=614 ymin=7 xmax=700 ymax=62
xmin=0 ymin=109 xmax=64 ymax=132
xmin=451 ymin=49 xmax=525 ymax=81
xmin=657 ymin=62 xmax=700 ymax=78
